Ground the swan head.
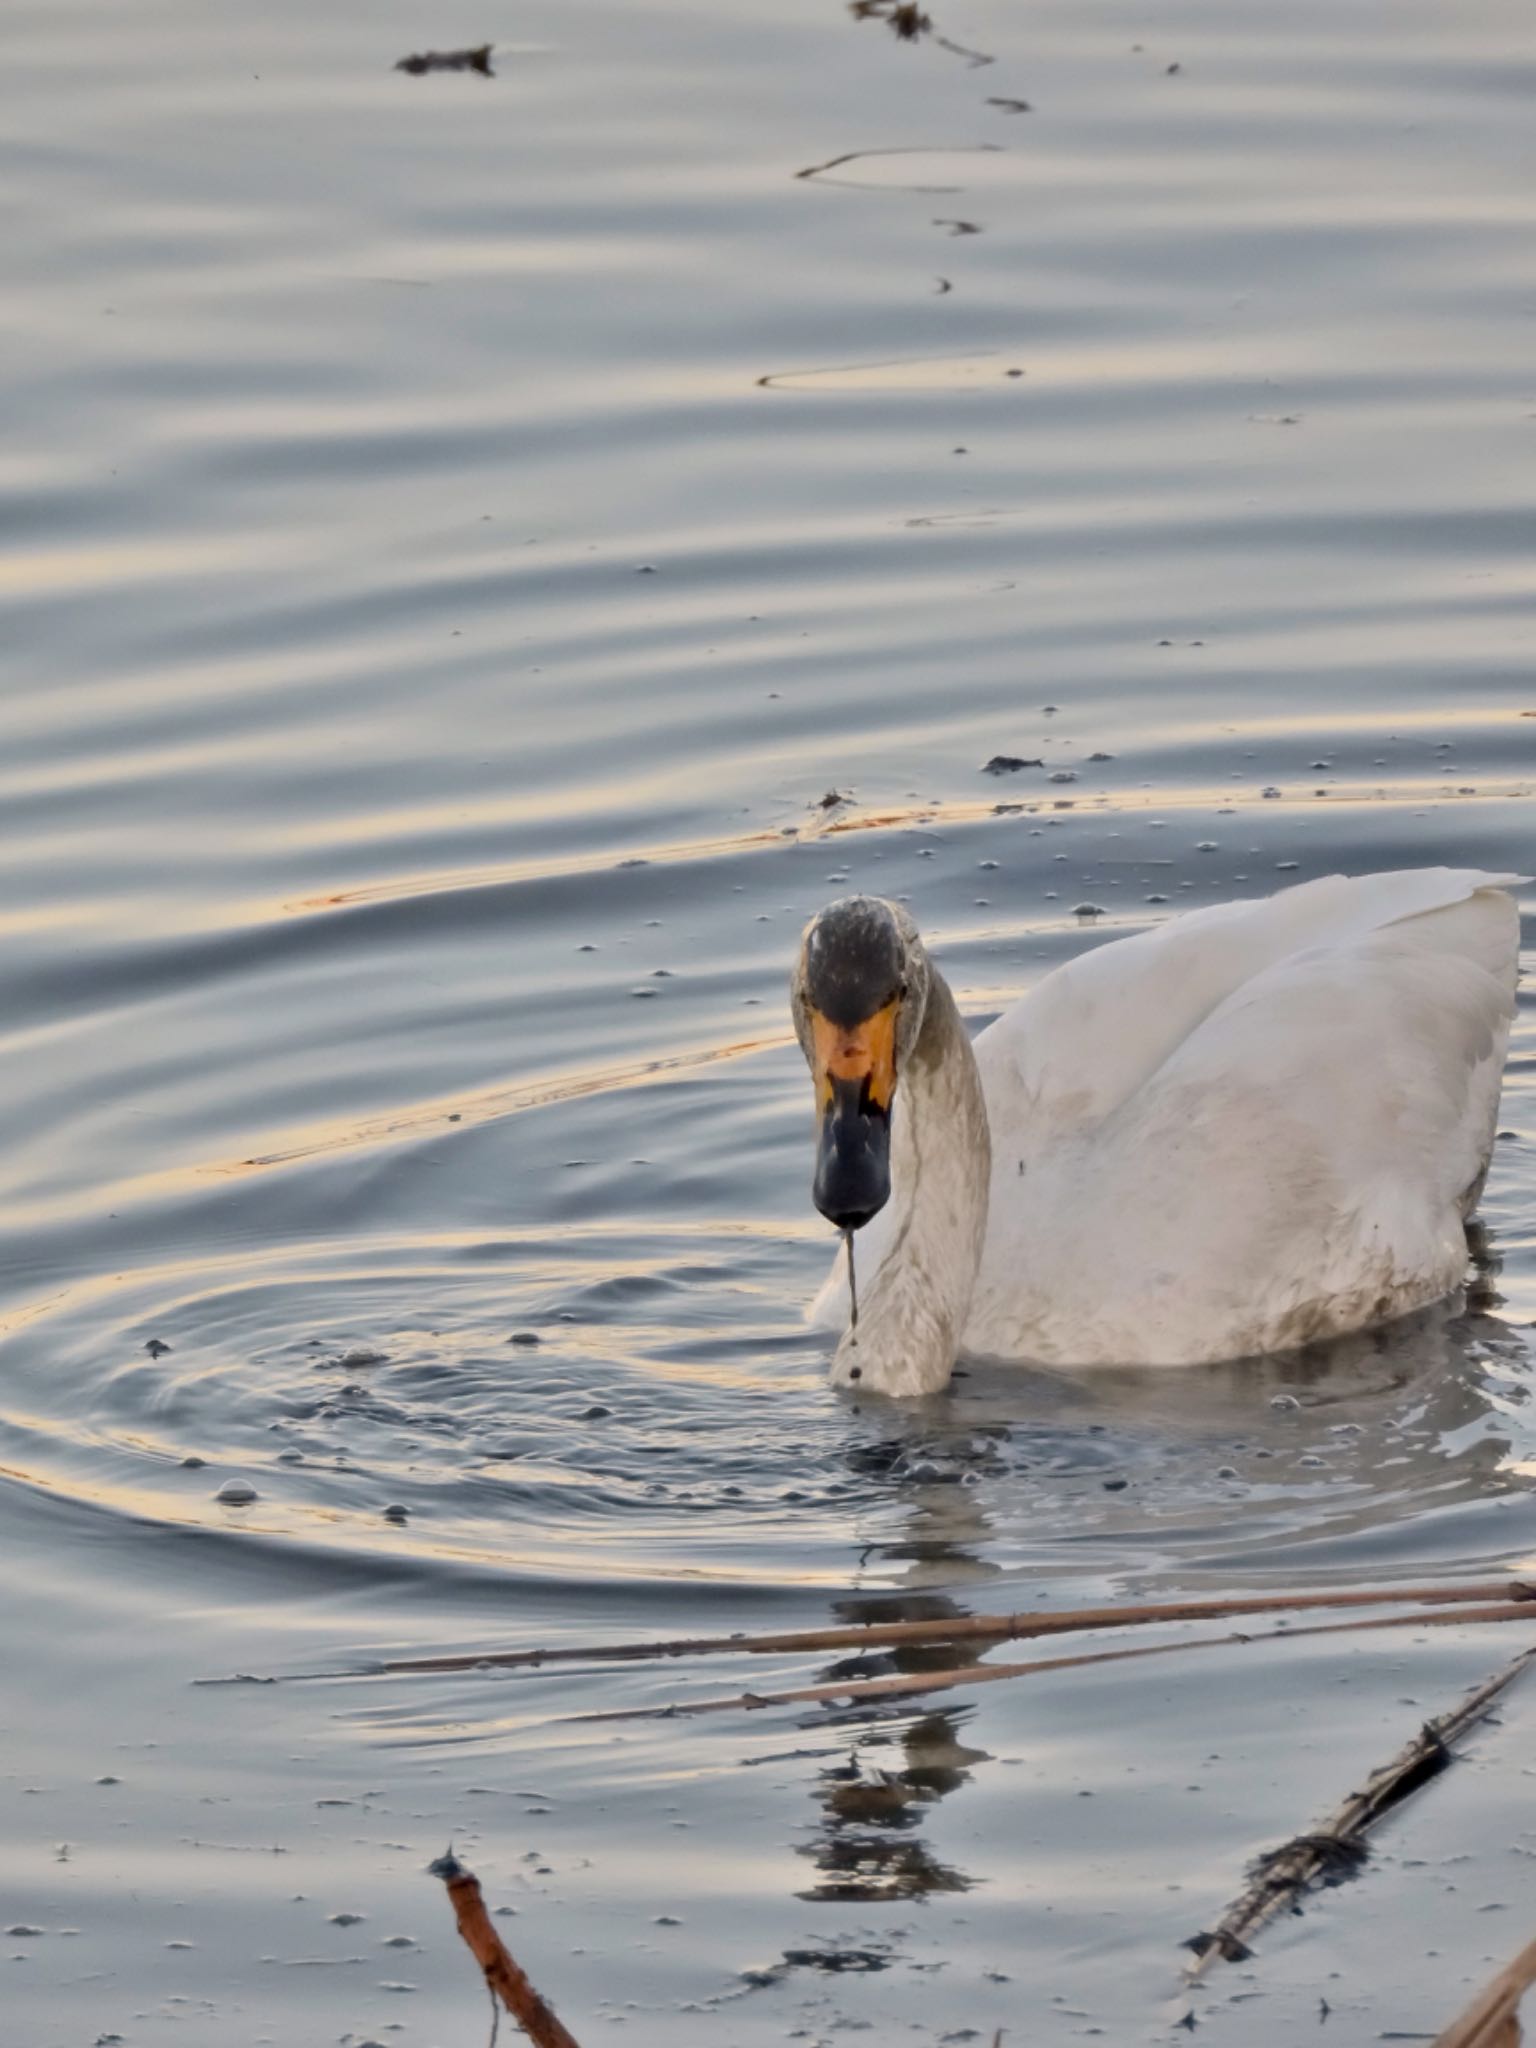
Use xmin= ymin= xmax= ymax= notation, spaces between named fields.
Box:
xmin=791 ymin=896 xmax=931 ymax=1232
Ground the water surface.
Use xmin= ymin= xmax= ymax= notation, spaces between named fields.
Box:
xmin=5 ymin=0 xmax=1536 ymax=2039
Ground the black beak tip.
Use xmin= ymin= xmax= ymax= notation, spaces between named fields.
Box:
xmin=815 ymin=1194 xmax=886 ymax=1233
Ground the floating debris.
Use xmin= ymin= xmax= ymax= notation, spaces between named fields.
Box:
xmin=1183 ymin=1646 xmax=1536 ymax=1986
xmin=851 ymin=0 xmax=930 ymax=38
xmin=982 ymin=755 xmax=1043 ymax=774
xmin=848 ymin=0 xmax=995 ymax=64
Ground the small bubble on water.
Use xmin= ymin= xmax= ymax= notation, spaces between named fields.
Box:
xmin=1269 ymin=1394 xmax=1300 ymax=1413
xmin=214 ymin=1479 xmax=258 ymax=1506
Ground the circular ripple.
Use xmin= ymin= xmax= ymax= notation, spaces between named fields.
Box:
xmin=2 ymin=1222 xmax=1531 ymax=1593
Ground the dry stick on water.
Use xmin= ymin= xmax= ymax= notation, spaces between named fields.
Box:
xmin=430 ymin=1851 xmax=583 ymax=2048
xmin=1434 ymin=1930 xmax=1536 ymax=2047
xmin=570 ymin=1602 xmax=1536 ymax=1723
xmin=1183 ymin=1644 xmax=1536 ymax=1986
xmin=375 ymin=1578 xmax=1536 ymax=1678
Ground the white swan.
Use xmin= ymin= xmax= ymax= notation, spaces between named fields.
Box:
xmin=790 ymin=869 xmax=1524 ymax=1397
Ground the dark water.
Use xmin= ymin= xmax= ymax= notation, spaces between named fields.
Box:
xmin=5 ymin=0 xmax=1536 ymax=2039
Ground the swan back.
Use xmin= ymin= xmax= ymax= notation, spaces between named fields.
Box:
xmin=977 ymin=868 xmax=1524 ymax=1153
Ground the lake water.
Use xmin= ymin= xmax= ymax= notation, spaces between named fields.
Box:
xmin=5 ymin=0 xmax=1536 ymax=2040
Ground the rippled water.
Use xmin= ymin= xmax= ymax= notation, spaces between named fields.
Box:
xmin=6 ymin=0 xmax=1536 ymax=2039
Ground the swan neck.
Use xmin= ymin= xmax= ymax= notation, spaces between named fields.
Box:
xmin=832 ymin=968 xmax=990 ymax=1397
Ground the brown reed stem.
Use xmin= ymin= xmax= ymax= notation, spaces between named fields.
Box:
xmin=568 ymin=1602 xmax=1536 ymax=1724
xmin=1434 ymin=1930 xmax=1536 ymax=2046
xmin=430 ymin=1850 xmax=583 ymax=2048
xmin=377 ymin=1578 xmax=1536 ymax=1678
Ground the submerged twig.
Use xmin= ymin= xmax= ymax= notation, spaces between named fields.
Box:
xmin=570 ymin=1601 xmax=1536 ymax=1724
xmin=1434 ymin=1929 xmax=1536 ymax=2046
xmin=794 ymin=143 xmax=1002 ymax=189
xmin=429 ymin=1851 xmax=583 ymax=2048
xmin=1183 ymin=1645 xmax=1536 ymax=1985
xmin=372 ymin=1578 xmax=1536 ymax=1678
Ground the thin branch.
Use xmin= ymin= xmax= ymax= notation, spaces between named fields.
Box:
xmin=430 ymin=1851 xmax=583 ymax=2048
xmin=376 ymin=1579 xmax=1536 ymax=1678
xmin=1183 ymin=1645 xmax=1536 ymax=1986
xmin=567 ymin=1601 xmax=1536 ymax=1724
xmin=1434 ymin=1930 xmax=1536 ymax=2046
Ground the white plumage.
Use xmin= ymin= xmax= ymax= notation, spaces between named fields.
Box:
xmin=809 ymin=869 xmax=1523 ymax=1384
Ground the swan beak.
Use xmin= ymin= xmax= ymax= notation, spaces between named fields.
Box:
xmin=810 ymin=999 xmax=897 ymax=1231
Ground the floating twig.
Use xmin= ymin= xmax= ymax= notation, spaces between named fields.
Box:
xmin=395 ymin=44 xmax=494 ymax=77
xmin=1434 ymin=1929 xmax=1536 ymax=2046
xmin=375 ymin=1579 xmax=1536 ymax=1678
xmin=430 ymin=1850 xmax=583 ymax=2048
xmin=1183 ymin=1644 xmax=1536 ymax=1985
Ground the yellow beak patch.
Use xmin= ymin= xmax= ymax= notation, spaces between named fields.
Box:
xmin=810 ymin=999 xmax=899 ymax=1115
